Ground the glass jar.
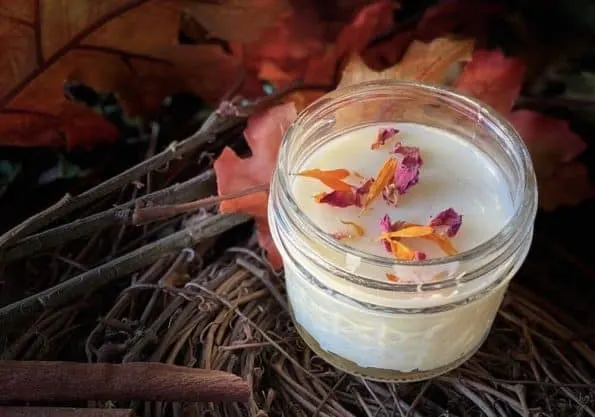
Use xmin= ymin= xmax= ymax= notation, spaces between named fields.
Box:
xmin=268 ymin=80 xmax=538 ymax=382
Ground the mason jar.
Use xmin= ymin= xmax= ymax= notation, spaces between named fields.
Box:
xmin=268 ymin=80 xmax=538 ymax=382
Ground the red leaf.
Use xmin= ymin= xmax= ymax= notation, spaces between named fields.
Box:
xmin=537 ymin=163 xmax=595 ymax=212
xmin=214 ymin=102 xmax=297 ymax=269
xmin=508 ymin=109 xmax=593 ymax=210
xmin=453 ymin=50 xmax=525 ymax=115
xmin=415 ymin=0 xmax=503 ymax=41
xmin=509 ymin=110 xmax=587 ymax=166
xmin=239 ymin=0 xmax=397 ymax=91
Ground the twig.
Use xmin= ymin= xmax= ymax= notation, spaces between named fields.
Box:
xmin=132 ymin=183 xmax=270 ymax=225
xmin=1 ymin=171 xmax=216 ymax=263
xmin=0 ymin=213 xmax=251 ymax=326
xmin=522 ymin=324 xmax=595 ymax=417
xmin=0 ymin=361 xmax=249 ymax=403
xmin=405 ymin=380 xmax=432 ymax=417
xmin=0 ymin=407 xmax=135 ymax=417
xmin=0 ymin=112 xmax=237 ymax=248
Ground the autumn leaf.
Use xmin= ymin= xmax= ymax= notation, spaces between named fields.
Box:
xmin=453 ymin=50 xmax=526 ymax=115
xmin=0 ymin=0 xmax=243 ymax=149
xmin=508 ymin=110 xmax=593 ymax=210
xmin=235 ymin=0 xmax=397 ymax=92
xmin=452 ymin=50 xmax=593 ymax=210
xmin=183 ymin=0 xmax=290 ymax=42
xmin=214 ymin=102 xmax=297 ymax=269
xmin=338 ymin=36 xmax=475 ymax=89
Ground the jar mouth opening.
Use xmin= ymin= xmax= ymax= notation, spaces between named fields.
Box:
xmin=275 ymin=80 xmax=538 ymax=289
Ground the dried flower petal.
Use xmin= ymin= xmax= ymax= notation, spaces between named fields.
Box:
xmin=315 ymin=178 xmax=374 ymax=208
xmin=315 ymin=190 xmax=358 ymax=207
xmin=340 ymin=220 xmax=365 ymax=237
xmin=429 ymin=208 xmax=463 ymax=237
xmin=389 ymin=240 xmax=426 ymax=261
xmin=423 ymin=233 xmax=458 ymax=256
xmin=372 ymin=128 xmax=399 ymax=149
xmin=382 ymin=183 xmax=399 ymax=206
xmin=361 ymin=157 xmax=397 ymax=211
xmin=330 ymin=220 xmax=365 ymax=241
xmin=380 ymin=225 xmax=434 ymax=239
xmin=394 ymin=154 xmax=422 ymax=194
xmin=297 ymin=168 xmax=353 ymax=192
xmin=386 ymin=272 xmax=400 ymax=282
xmin=379 ymin=214 xmax=405 ymax=251
xmin=392 ymin=142 xmax=423 ymax=160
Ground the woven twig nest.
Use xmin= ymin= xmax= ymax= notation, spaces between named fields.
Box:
xmin=75 ymin=241 xmax=595 ymax=416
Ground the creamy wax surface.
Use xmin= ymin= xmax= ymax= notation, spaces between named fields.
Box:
xmin=278 ymin=122 xmax=521 ymax=379
xmin=292 ymin=123 xmax=513 ymax=263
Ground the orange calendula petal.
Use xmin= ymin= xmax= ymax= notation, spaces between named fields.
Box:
xmin=386 ymin=272 xmax=400 ymax=282
xmin=382 ymin=225 xmax=434 ymax=238
xmin=314 ymin=192 xmax=327 ymax=203
xmin=361 ymin=157 xmax=397 ymax=211
xmin=389 ymin=239 xmax=416 ymax=261
xmin=424 ymin=233 xmax=459 ymax=256
xmin=297 ymin=168 xmax=353 ymax=192
xmin=340 ymin=220 xmax=365 ymax=237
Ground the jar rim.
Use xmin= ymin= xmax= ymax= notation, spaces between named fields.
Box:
xmin=274 ymin=80 xmax=538 ymax=290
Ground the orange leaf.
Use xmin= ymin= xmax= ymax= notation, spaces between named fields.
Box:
xmin=453 ymin=50 xmax=525 ymax=115
xmin=214 ymin=103 xmax=298 ymax=269
xmin=0 ymin=0 xmax=244 ymax=148
xmin=296 ymin=168 xmax=352 ymax=192
xmin=361 ymin=157 xmax=396 ymax=211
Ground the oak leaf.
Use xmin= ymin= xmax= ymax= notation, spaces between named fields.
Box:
xmin=236 ymin=0 xmax=397 ymax=92
xmin=0 ymin=0 xmax=242 ymax=149
xmin=453 ymin=50 xmax=593 ymax=210
xmin=183 ymin=0 xmax=290 ymax=42
xmin=453 ymin=50 xmax=526 ymax=115
xmin=214 ymin=102 xmax=297 ymax=269
xmin=338 ymin=36 xmax=475 ymax=89
xmin=508 ymin=110 xmax=593 ymax=210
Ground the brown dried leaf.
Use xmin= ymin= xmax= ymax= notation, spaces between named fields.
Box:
xmin=0 ymin=0 xmax=242 ymax=148
xmin=183 ymin=0 xmax=290 ymax=42
xmin=338 ymin=36 xmax=475 ymax=89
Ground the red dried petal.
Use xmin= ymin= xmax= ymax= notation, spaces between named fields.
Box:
xmin=394 ymin=154 xmax=421 ymax=194
xmin=316 ymin=190 xmax=359 ymax=207
xmin=414 ymin=251 xmax=427 ymax=261
xmin=371 ymin=127 xmax=399 ymax=149
xmin=392 ymin=142 xmax=423 ymax=161
xmin=315 ymin=178 xmax=374 ymax=208
xmin=429 ymin=208 xmax=463 ymax=237
xmin=379 ymin=214 xmax=407 ymax=252
xmin=382 ymin=183 xmax=399 ymax=206
xmin=355 ymin=178 xmax=374 ymax=206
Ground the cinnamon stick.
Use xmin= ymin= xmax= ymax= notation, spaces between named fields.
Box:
xmin=0 ymin=361 xmax=249 ymax=403
xmin=0 ymin=407 xmax=135 ymax=417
